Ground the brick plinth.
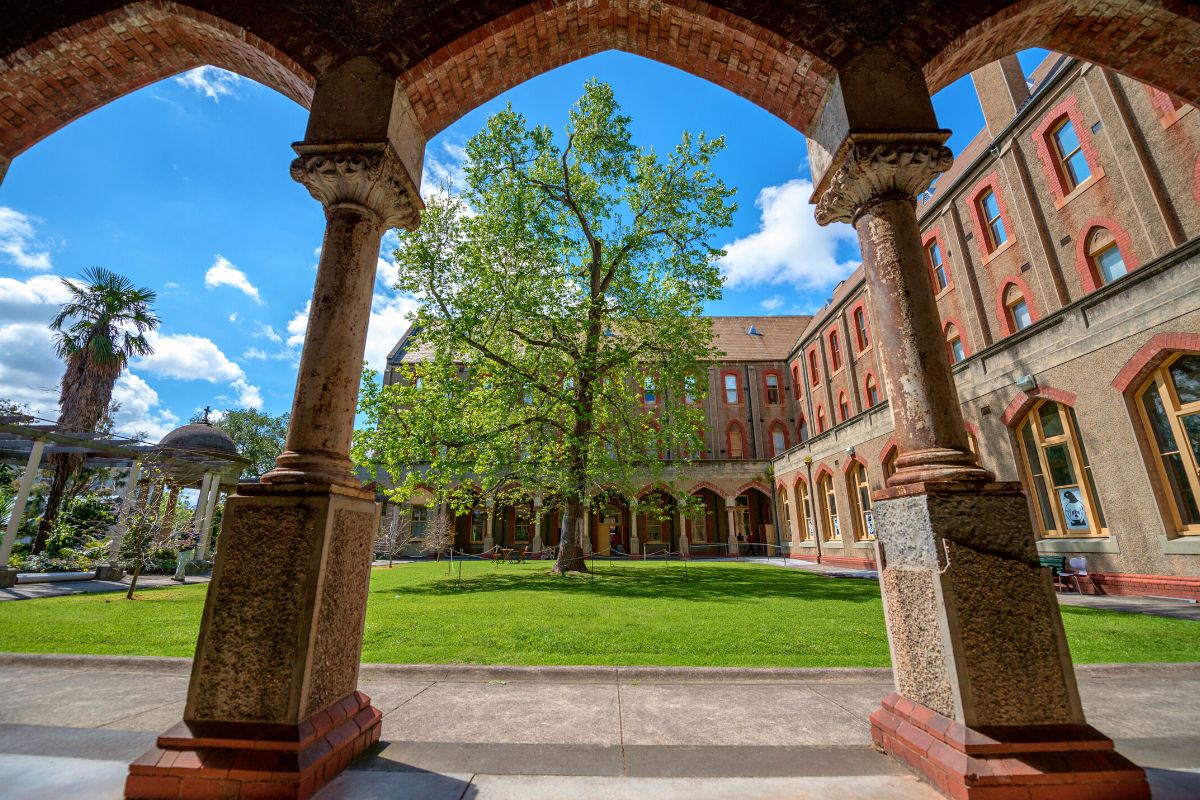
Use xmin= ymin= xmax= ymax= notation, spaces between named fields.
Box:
xmin=125 ymin=691 xmax=382 ymax=800
xmin=871 ymin=692 xmax=1149 ymax=800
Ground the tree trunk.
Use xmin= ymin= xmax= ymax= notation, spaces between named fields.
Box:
xmin=32 ymin=452 xmax=82 ymax=553
xmin=125 ymin=558 xmax=143 ymax=599
xmin=554 ymin=498 xmax=589 ymax=573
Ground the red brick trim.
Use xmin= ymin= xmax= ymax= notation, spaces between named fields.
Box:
xmin=791 ymin=362 xmax=803 ymax=399
xmin=1147 ymin=86 xmax=1187 ymax=128
xmin=848 ymin=298 xmax=871 ymax=351
xmin=826 ymin=327 xmax=843 ymax=371
xmin=995 ymin=275 xmax=1039 ymax=337
xmin=792 ymin=473 xmax=809 ymax=490
xmin=1031 ymin=94 xmax=1103 ymax=202
xmin=636 ymin=482 xmax=674 ymax=500
xmin=1090 ymin=571 xmax=1200 ymax=602
xmin=688 ymin=480 xmax=727 ymax=499
xmin=837 ymin=391 xmax=850 ymax=422
xmin=879 ymin=437 xmax=898 ymax=468
xmin=816 ymin=404 xmax=828 ymax=432
xmin=761 ymin=369 xmax=783 ymax=406
xmin=965 ymin=171 xmax=1016 ymax=260
xmin=1074 ymin=217 xmax=1141 ymax=293
xmin=1111 ymin=332 xmax=1200 ymax=393
xmin=813 ymin=554 xmax=876 ymax=570
xmin=862 ymin=372 xmax=880 ymax=408
xmin=1001 ymin=386 xmax=1078 ymax=427
xmin=734 ymin=480 xmax=771 ymax=498
xmin=942 ymin=316 xmax=970 ymax=360
xmin=813 ymin=464 xmax=835 ymax=482
xmin=720 ymin=369 xmax=741 ymax=404
xmin=807 ymin=346 xmax=822 ymax=387
xmin=842 ymin=453 xmax=868 ymax=475
xmin=767 ymin=420 xmax=789 ymax=457
xmin=1194 ymin=157 xmax=1200 ymax=207
xmin=725 ymin=420 xmax=747 ymax=459
xmin=922 ymin=225 xmax=953 ymax=293
xmin=797 ymin=414 xmax=809 ymax=442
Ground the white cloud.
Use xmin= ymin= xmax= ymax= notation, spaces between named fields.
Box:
xmin=205 ymin=255 xmax=263 ymax=304
xmin=0 ymin=273 xmax=72 ymax=322
xmin=720 ymin=179 xmax=860 ymax=290
xmin=229 ymin=378 xmax=263 ymax=410
xmin=420 ymin=141 xmax=468 ymax=200
xmin=283 ymin=291 xmax=415 ymax=374
xmin=253 ymin=322 xmax=282 ymax=343
xmin=136 ymin=331 xmax=245 ymax=382
xmin=0 ymin=274 xmax=71 ymax=416
xmin=761 ymin=295 xmax=784 ymax=312
xmin=175 ymin=66 xmax=242 ymax=102
xmin=286 ymin=302 xmax=310 ymax=349
xmin=110 ymin=373 xmax=179 ymax=441
xmin=228 ymin=312 xmax=238 ymax=323
xmin=242 ymin=347 xmax=268 ymax=361
xmin=0 ymin=207 xmax=53 ymax=271
xmin=163 ymin=281 xmax=182 ymax=290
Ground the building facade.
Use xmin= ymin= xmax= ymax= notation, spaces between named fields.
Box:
xmin=383 ymin=53 xmax=1200 ymax=598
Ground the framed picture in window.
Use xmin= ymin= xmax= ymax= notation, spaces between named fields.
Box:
xmin=864 ymin=510 xmax=875 ymax=538
xmin=1057 ymin=488 xmax=1089 ymax=531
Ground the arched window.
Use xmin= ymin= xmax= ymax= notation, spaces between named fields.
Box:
xmin=684 ymin=375 xmax=698 ymax=404
xmin=946 ymin=324 xmax=966 ymax=364
xmin=795 ymin=480 xmax=814 ymax=541
xmin=1086 ymin=227 xmax=1127 ymax=286
xmin=864 ymin=375 xmax=879 ymax=408
xmin=792 ymin=365 xmax=801 ymax=398
xmin=1136 ymin=353 xmax=1200 ymax=534
xmin=829 ymin=330 xmax=842 ymax=370
xmin=642 ymin=376 xmax=656 ymax=404
xmin=1004 ymin=285 xmax=1033 ymax=332
xmin=780 ymin=488 xmax=793 ymax=540
xmin=797 ymin=415 xmax=809 ymax=444
xmin=927 ymin=239 xmax=948 ymax=291
xmin=817 ymin=406 xmax=827 ymax=433
xmin=883 ymin=448 xmax=898 ymax=479
xmin=853 ymin=306 xmax=870 ymax=350
xmin=1016 ymin=400 xmax=1106 ymax=537
xmin=723 ymin=373 xmax=739 ymax=404
xmin=808 ymin=350 xmax=820 ymax=386
xmin=818 ymin=472 xmax=840 ymax=541
xmin=764 ymin=372 xmax=781 ymax=405
xmin=838 ymin=391 xmax=850 ymax=422
xmin=847 ymin=463 xmax=875 ymax=541
xmin=1050 ymin=116 xmax=1091 ymax=190
xmin=769 ymin=422 xmax=787 ymax=457
xmin=978 ymin=188 xmax=1008 ymax=251
xmin=727 ymin=423 xmax=745 ymax=459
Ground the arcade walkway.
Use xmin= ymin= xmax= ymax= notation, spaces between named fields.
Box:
xmin=1 ymin=655 xmax=1196 ymax=799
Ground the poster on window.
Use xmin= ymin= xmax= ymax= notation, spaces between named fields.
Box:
xmin=831 ymin=515 xmax=841 ymax=539
xmin=1057 ymin=488 xmax=1089 ymax=531
xmin=807 ymin=520 xmax=815 ymax=540
xmin=864 ymin=510 xmax=875 ymax=538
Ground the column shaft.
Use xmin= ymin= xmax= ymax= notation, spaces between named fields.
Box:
xmin=0 ymin=438 xmax=45 ymax=568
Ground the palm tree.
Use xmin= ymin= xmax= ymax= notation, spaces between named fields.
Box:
xmin=33 ymin=267 xmax=159 ymax=553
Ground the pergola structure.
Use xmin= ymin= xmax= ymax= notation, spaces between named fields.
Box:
xmin=0 ymin=417 xmax=247 ymax=585
xmin=5 ymin=2 xmax=1197 ymax=798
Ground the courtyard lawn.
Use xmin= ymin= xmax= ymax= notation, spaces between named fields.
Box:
xmin=0 ymin=561 xmax=1197 ymax=667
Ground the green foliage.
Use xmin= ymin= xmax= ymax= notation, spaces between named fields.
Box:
xmin=190 ymin=407 xmax=288 ymax=478
xmin=355 ymin=80 xmax=735 ymax=524
xmin=44 ymin=494 xmax=117 ymax=555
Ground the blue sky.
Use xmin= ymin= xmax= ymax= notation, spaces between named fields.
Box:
xmin=0 ymin=49 xmax=1047 ymax=440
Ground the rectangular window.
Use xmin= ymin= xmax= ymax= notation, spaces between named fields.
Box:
xmin=643 ymin=377 xmax=656 ymax=404
xmin=410 ymin=505 xmax=428 ymax=538
xmin=979 ymin=189 xmax=1008 ymax=249
xmin=771 ymin=427 xmax=785 ymax=455
xmin=765 ymin=374 xmax=780 ymax=404
xmin=684 ymin=376 xmax=697 ymax=404
xmin=723 ymin=374 xmax=738 ymax=404
xmin=1095 ymin=244 xmax=1127 ymax=284
xmin=1052 ymin=118 xmax=1091 ymax=189
xmin=729 ymin=427 xmax=744 ymax=459
xmin=927 ymin=241 xmax=948 ymax=290
xmin=809 ymin=351 xmax=820 ymax=386
xmin=1011 ymin=298 xmax=1032 ymax=331
xmin=950 ymin=337 xmax=966 ymax=364
xmin=470 ymin=511 xmax=486 ymax=542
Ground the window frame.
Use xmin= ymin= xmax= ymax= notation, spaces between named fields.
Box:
xmin=828 ymin=329 xmax=843 ymax=372
xmin=818 ymin=472 xmax=840 ymax=541
xmin=808 ymin=348 xmax=821 ymax=387
xmin=1049 ymin=116 xmax=1092 ymax=191
xmin=837 ymin=391 xmax=850 ymax=422
xmin=769 ymin=422 xmax=788 ymax=457
xmin=978 ymin=188 xmax=1008 ymax=251
xmin=722 ymin=371 xmax=741 ymax=405
xmin=946 ymin=323 xmax=966 ymax=364
xmin=1136 ymin=353 xmax=1200 ymax=535
xmin=847 ymin=462 xmax=875 ymax=542
xmin=852 ymin=305 xmax=871 ymax=351
xmin=927 ymin=239 xmax=949 ymax=292
xmin=795 ymin=479 xmax=814 ymax=542
xmin=763 ymin=371 xmax=782 ymax=405
xmin=864 ymin=374 xmax=879 ymax=408
xmin=727 ymin=421 xmax=746 ymax=460
xmin=1015 ymin=399 xmax=1107 ymax=538
xmin=817 ymin=405 xmax=827 ymax=433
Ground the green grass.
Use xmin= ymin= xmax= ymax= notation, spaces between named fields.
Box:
xmin=0 ymin=561 xmax=1196 ymax=667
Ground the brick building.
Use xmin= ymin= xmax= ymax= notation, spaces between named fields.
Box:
xmin=386 ymin=53 xmax=1200 ymax=598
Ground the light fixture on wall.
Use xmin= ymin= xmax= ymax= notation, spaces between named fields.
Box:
xmin=1015 ymin=374 xmax=1038 ymax=392
xmin=845 ymin=446 xmax=856 ymax=457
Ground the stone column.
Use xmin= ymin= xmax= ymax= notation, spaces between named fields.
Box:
xmin=531 ymin=496 xmax=543 ymax=555
xmin=628 ymin=497 xmax=640 ymax=555
xmin=195 ymin=476 xmax=222 ymax=560
xmin=127 ymin=56 xmax=426 ymax=800
xmin=725 ymin=500 xmax=738 ymax=556
xmin=675 ymin=497 xmax=688 ymax=558
xmin=807 ymin=47 xmax=1146 ymax=799
xmin=483 ymin=499 xmax=495 ymax=552
xmin=0 ymin=438 xmax=45 ymax=587
xmin=98 ymin=457 xmax=141 ymax=580
xmin=581 ymin=504 xmax=592 ymax=556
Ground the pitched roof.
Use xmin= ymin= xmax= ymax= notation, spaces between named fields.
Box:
xmin=709 ymin=316 xmax=812 ymax=361
xmin=389 ymin=325 xmax=434 ymax=364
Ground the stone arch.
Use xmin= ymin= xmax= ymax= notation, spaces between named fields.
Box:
xmin=687 ymin=480 xmax=727 ymax=501
xmin=733 ymin=479 xmax=771 ymax=498
xmin=923 ymin=0 xmax=1200 ymax=104
xmin=841 ymin=453 xmax=868 ymax=475
xmin=1001 ymin=385 xmax=1079 ymax=427
xmin=0 ymin=2 xmax=322 ymax=163
xmin=396 ymin=0 xmax=837 ymax=139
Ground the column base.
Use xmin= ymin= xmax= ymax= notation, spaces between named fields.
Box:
xmin=95 ymin=562 xmax=125 ymax=581
xmin=0 ymin=566 xmax=16 ymax=588
xmin=126 ymin=691 xmax=381 ymax=800
xmin=871 ymin=692 xmax=1149 ymax=800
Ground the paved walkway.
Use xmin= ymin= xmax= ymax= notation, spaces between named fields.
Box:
xmin=0 ymin=655 xmax=1196 ymax=799
xmin=0 ymin=573 xmax=211 ymax=601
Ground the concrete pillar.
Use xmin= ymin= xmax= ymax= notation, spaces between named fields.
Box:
xmin=531 ymin=496 xmax=543 ymax=554
xmin=0 ymin=438 xmax=45 ymax=586
xmin=628 ymin=497 xmax=640 ymax=555
xmin=581 ymin=505 xmax=592 ymax=556
xmin=676 ymin=497 xmax=689 ymax=559
xmin=196 ymin=477 xmax=222 ymax=560
xmin=483 ymin=499 xmax=495 ymax=552
xmin=99 ymin=458 xmax=141 ymax=580
xmin=127 ymin=56 xmax=425 ymax=800
xmin=808 ymin=47 xmax=1147 ymax=799
xmin=191 ymin=473 xmax=213 ymax=542
xmin=725 ymin=500 xmax=738 ymax=556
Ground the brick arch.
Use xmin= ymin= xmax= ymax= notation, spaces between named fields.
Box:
xmin=995 ymin=275 xmax=1039 ymax=337
xmin=734 ymin=480 xmax=771 ymax=498
xmin=688 ymin=480 xmax=728 ymax=501
xmin=0 ymin=1 xmax=320 ymax=162
xmin=942 ymin=316 xmax=970 ymax=359
xmin=636 ymin=482 xmax=675 ymax=500
xmin=397 ymin=0 xmax=837 ymax=139
xmin=1111 ymin=332 xmax=1200 ymax=393
xmin=1074 ymin=217 xmax=1140 ymax=294
xmin=879 ymin=437 xmax=898 ymax=468
xmin=813 ymin=463 xmax=835 ymax=483
xmin=923 ymin=0 xmax=1200 ymax=105
xmin=1001 ymin=386 xmax=1078 ymax=427
xmin=842 ymin=453 xmax=868 ymax=475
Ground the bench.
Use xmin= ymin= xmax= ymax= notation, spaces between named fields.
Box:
xmin=1039 ymin=555 xmax=1068 ymax=592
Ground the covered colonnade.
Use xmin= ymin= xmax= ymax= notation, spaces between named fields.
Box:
xmin=5 ymin=2 xmax=1200 ymax=798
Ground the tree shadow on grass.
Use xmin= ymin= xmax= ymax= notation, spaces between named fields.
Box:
xmin=372 ymin=562 xmax=883 ymax=604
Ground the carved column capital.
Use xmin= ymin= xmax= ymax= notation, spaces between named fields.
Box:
xmin=813 ymin=134 xmax=953 ymax=226
xmin=290 ymin=140 xmax=423 ymax=230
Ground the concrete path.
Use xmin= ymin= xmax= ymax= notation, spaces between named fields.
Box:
xmin=0 ymin=574 xmax=210 ymax=601
xmin=0 ymin=655 xmax=1197 ymax=799
xmin=1058 ymin=592 xmax=1200 ymax=620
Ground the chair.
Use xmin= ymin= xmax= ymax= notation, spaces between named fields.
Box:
xmin=511 ymin=546 xmax=527 ymax=564
xmin=1063 ymin=556 xmax=1097 ymax=595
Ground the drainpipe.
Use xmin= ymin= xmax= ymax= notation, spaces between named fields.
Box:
xmin=805 ymin=454 xmax=822 ymax=565
xmin=744 ymin=364 xmax=757 ymax=459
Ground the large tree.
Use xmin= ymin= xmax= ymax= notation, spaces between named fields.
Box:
xmin=354 ymin=80 xmax=734 ymax=572
xmin=190 ymin=407 xmax=288 ymax=478
xmin=34 ymin=267 xmax=159 ymax=553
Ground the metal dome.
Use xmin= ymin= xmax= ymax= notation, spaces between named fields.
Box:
xmin=156 ymin=422 xmax=239 ymax=457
